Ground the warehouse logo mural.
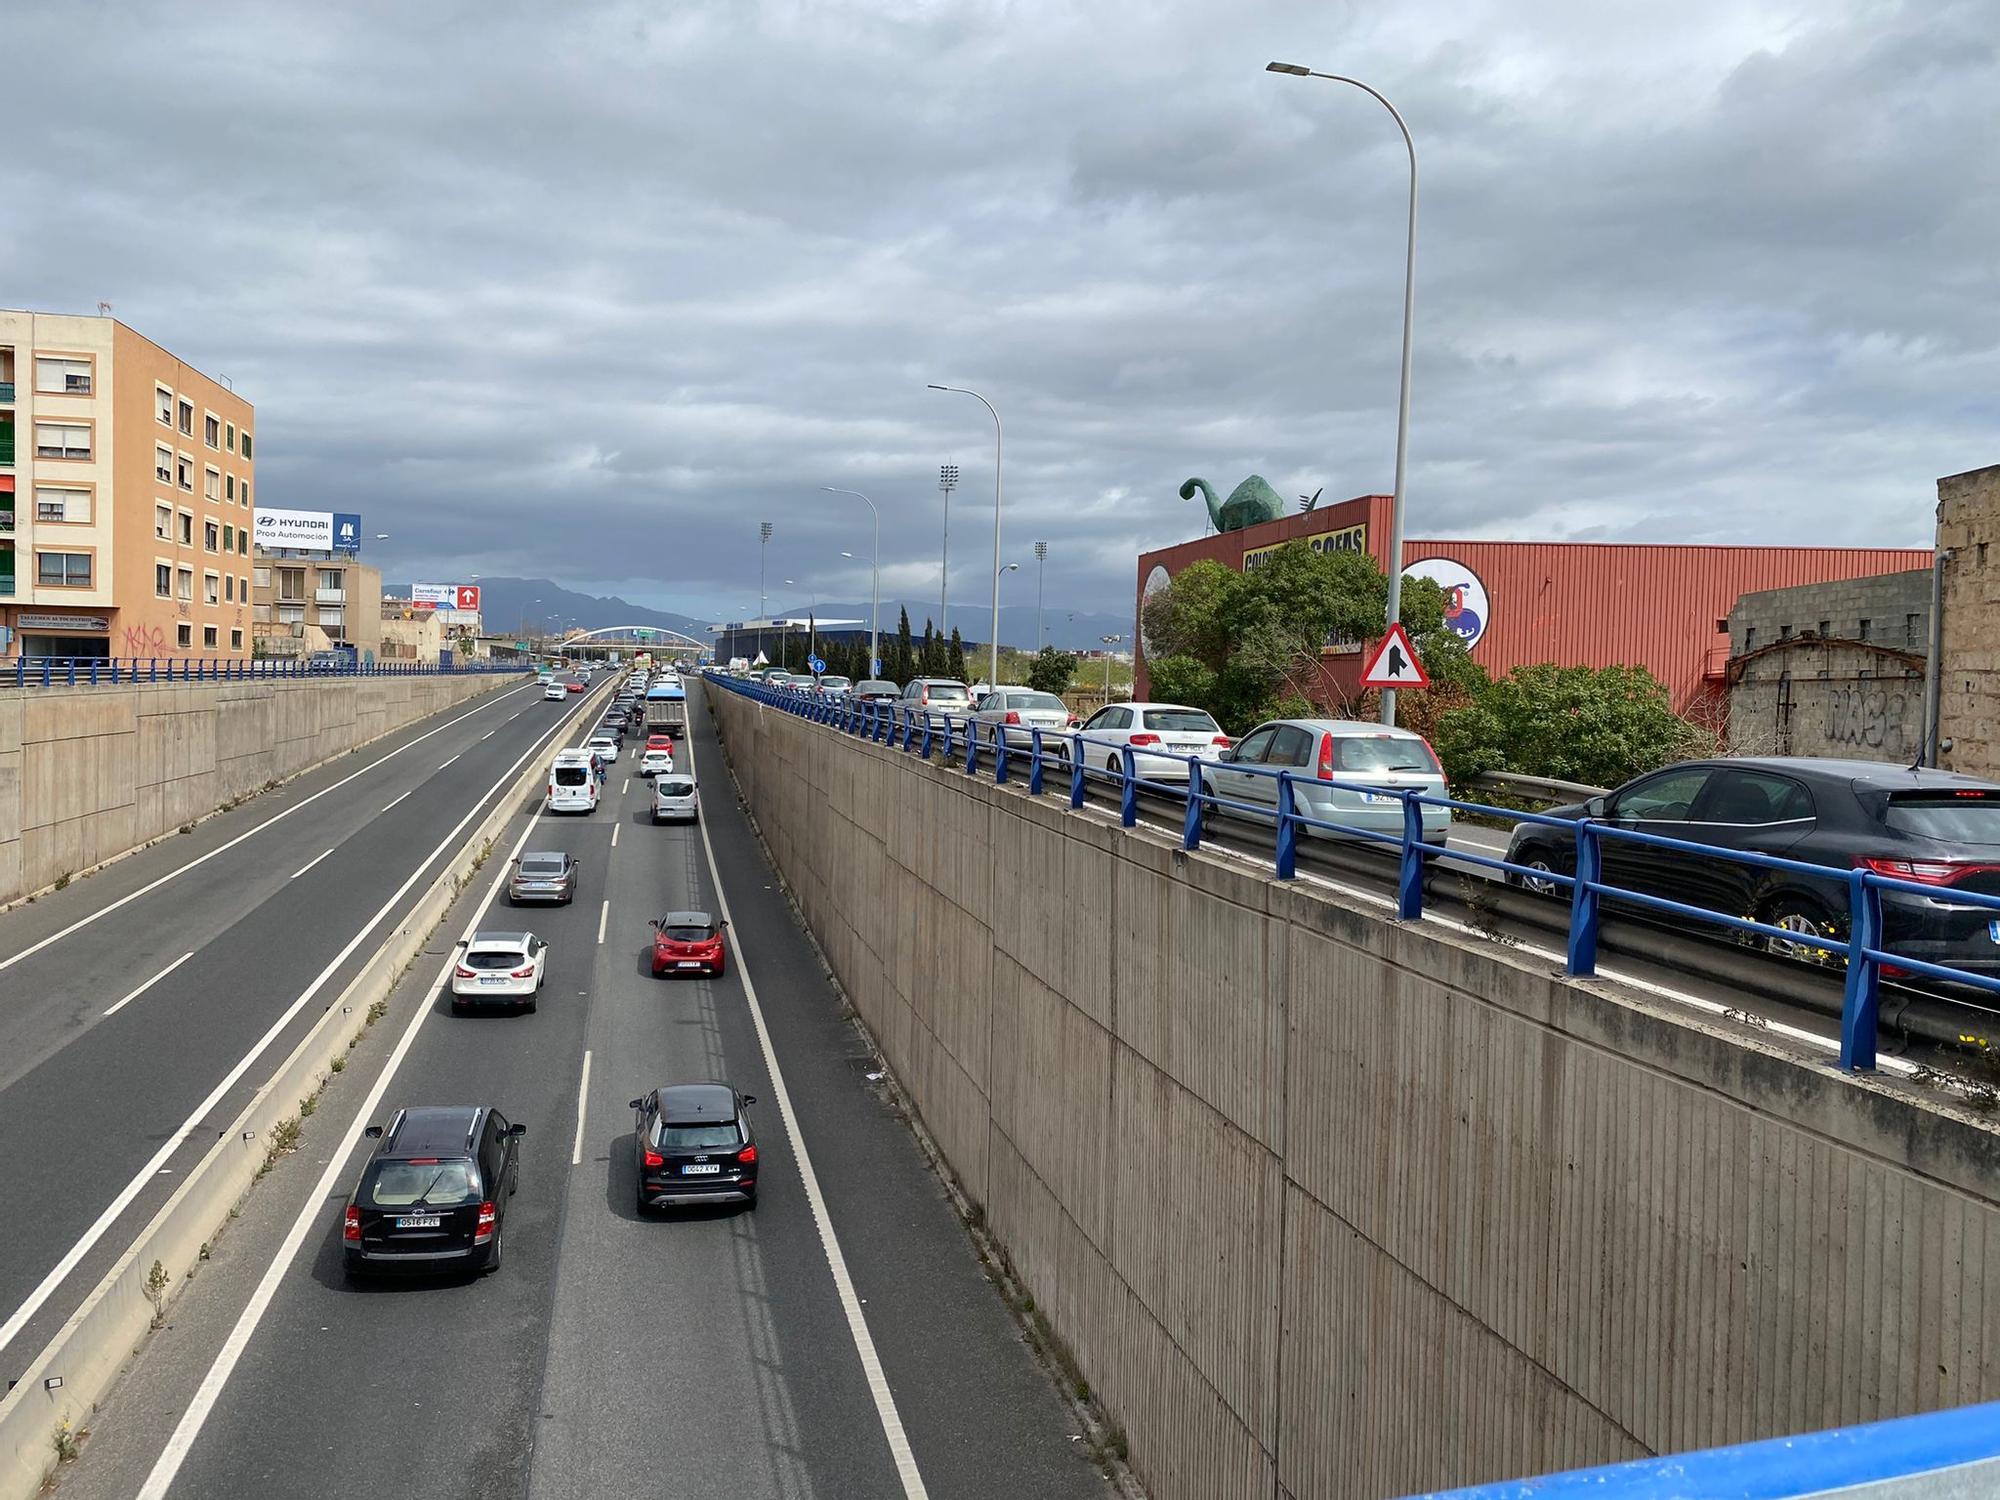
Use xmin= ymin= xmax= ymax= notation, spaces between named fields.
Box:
xmin=1139 ymin=565 xmax=1172 ymax=658
xmin=1403 ymin=558 xmax=1491 ymax=650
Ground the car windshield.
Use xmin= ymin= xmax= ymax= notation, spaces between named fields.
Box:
xmin=1008 ymin=692 xmax=1068 ymax=712
xmin=554 ymin=767 xmax=588 ymax=786
xmin=518 ymin=856 xmax=565 ymax=876
xmin=1332 ymin=735 xmax=1440 ymax=773
xmin=662 ymin=923 xmax=714 ymax=942
xmin=362 ymin=1158 xmax=479 ymax=1208
xmin=821 ymin=677 xmax=850 ymax=689
xmin=1143 ymin=709 xmax=1218 ymax=733
xmin=656 ymin=1122 xmax=741 ymax=1151
xmin=1882 ymin=791 xmax=2000 ymax=844
xmin=858 ymin=681 xmax=894 ymax=693
xmin=464 ymin=949 xmax=527 ymax=969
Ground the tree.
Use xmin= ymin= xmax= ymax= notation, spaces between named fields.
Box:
xmin=1431 ymin=662 xmax=1715 ymax=789
xmin=920 ymin=620 xmax=948 ymax=678
xmin=1025 ymin=646 xmax=1076 ymax=695
xmin=947 ymin=628 xmax=968 ymax=683
xmin=888 ymin=608 xmax=915 ymax=685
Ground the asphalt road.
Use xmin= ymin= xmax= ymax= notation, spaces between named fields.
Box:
xmin=85 ymin=681 xmax=1108 ymax=1500
xmin=0 ymin=670 xmax=614 ymax=1381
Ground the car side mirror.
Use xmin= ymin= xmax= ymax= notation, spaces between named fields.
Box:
xmin=1218 ymin=747 xmax=1237 ymax=762
xmin=507 ymin=1123 xmax=527 ymax=1138
xmin=719 ymin=919 xmax=729 ymax=929
xmin=1585 ymin=795 xmax=1608 ymax=818
xmin=363 ymin=1125 xmax=383 ymax=1139
xmin=628 ymin=1098 xmax=646 ymax=1110
xmin=648 ymin=919 xmax=660 ymax=930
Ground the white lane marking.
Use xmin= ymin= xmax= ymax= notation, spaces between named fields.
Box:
xmin=137 ymin=757 xmax=560 ymax=1500
xmin=687 ymin=730 xmax=930 ymax=1498
xmin=611 ymin=823 xmax=620 ymax=848
xmin=0 ymin=682 xmax=533 ymax=976
xmin=0 ymin=679 xmax=609 ymax=1366
xmin=439 ymin=754 xmax=460 ymax=770
xmin=380 ymin=790 xmax=413 ymax=814
xmin=290 ymin=848 xmax=335 ymax=880
xmin=102 ymin=952 xmax=195 ymax=1019
xmin=572 ymin=1050 xmax=592 ymax=1167
xmin=481 ymin=730 xmax=495 ymax=741
xmin=1105 ymin=804 xmax=1920 ymax=1077
xmin=621 ymin=778 xmax=630 ymax=796
xmin=597 ymin=900 xmax=609 ymax=945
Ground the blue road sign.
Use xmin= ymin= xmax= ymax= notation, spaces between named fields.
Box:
xmin=808 ymin=655 xmax=827 ymax=675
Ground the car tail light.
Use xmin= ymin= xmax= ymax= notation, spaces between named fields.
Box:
xmin=454 ymin=964 xmax=476 ymax=979
xmin=737 ymin=1145 xmax=758 ymax=1165
xmin=1004 ymin=710 xmax=1021 ymax=726
xmin=642 ymin=1148 xmax=665 ymax=1169
xmin=1855 ymin=856 xmax=2000 ymax=887
xmin=343 ymin=1206 xmax=361 ymax=1243
xmin=1067 ymin=714 xmax=1080 ymax=728
xmin=1212 ymin=735 xmax=1233 ymax=748
xmin=1317 ymin=733 xmax=1335 ymax=780
xmin=474 ymin=1201 xmax=497 ymax=1244
xmin=1128 ymin=733 xmax=1160 ymax=747
xmin=509 ymin=965 xmax=535 ymax=979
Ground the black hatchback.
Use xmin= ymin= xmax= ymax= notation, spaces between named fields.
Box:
xmin=630 ymin=1083 xmax=758 ymax=1213
xmin=343 ymin=1105 xmax=525 ymax=1278
xmin=1504 ymin=757 xmax=2000 ymax=982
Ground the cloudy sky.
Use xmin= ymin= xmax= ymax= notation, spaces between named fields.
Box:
xmin=8 ymin=0 xmax=1995 ymax=625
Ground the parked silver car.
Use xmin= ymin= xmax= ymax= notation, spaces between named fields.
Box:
xmin=1203 ymin=719 xmax=1451 ymax=844
xmin=970 ymin=688 xmax=1076 ymax=757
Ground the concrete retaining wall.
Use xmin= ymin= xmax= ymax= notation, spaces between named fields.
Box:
xmin=709 ymin=687 xmax=2000 ymax=1500
xmin=0 ymin=673 xmax=516 ymax=906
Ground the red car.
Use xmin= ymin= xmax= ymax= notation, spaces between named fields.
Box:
xmin=565 ymin=680 xmax=585 ymax=694
xmin=645 ymin=732 xmax=676 ymax=753
xmin=651 ymin=911 xmax=726 ymax=978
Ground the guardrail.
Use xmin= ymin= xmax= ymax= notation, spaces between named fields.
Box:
xmin=3 ymin=655 xmax=533 ymax=687
xmin=1466 ymin=768 xmax=1607 ymax=808
xmin=708 ymin=674 xmax=2000 ymax=1073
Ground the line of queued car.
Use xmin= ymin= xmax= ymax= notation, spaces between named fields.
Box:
xmin=348 ymin=664 xmax=757 ymax=1282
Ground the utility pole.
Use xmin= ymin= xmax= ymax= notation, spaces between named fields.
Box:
xmin=1100 ymin=634 xmax=1123 ymax=699
xmin=758 ymin=520 xmax=772 ymax=664
xmin=1034 ymin=540 xmax=1048 ymax=653
xmin=938 ymin=464 xmax=959 ymax=639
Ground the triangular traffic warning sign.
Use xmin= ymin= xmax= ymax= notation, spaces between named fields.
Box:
xmin=1360 ymin=623 xmax=1428 ymax=689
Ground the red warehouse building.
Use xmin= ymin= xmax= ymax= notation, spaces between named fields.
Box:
xmin=1134 ymin=493 xmax=1931 ymax=712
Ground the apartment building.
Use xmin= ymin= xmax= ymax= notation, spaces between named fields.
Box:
xmin=0 ymin=310 xmax=256 ymax=659
xmin=252 ymin=551 xmax=382 ymax=658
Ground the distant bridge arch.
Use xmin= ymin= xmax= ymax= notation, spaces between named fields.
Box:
xmin=552 ymin=625 xmax=706 ymax=656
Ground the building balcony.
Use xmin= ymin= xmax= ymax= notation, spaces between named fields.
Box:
xmin=0 ymin=382 xmax=13 ymax=403
xmin=0 ymin=510 xmax=12 ymax=533
xmin=315 ymin=587 xmax=346 ymax=604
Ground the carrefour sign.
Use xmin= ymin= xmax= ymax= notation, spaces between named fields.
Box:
xmin=414 ymin=583 xmax=482 ymax=611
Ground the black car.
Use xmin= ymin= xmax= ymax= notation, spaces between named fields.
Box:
xmin=1504 ymin=757 xmax=2000 ymax=980
xmin=630 ymin=1083 xmax=758 ymax=1213
xmin=507 ymin=850 xmax=578 ymax=905
xmin=343 ymin=1105 xmax=525 ymax=1278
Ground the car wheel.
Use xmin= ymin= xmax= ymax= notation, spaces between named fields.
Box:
xmin=742 ymin=1191 xmax=758 ymax=1213
xmin=450 ymin=998 xmax=466 ymax=1017
xmin=635 ymin=1185 xmax=651 ymax=1218
xmin=343 ymin=1254 xmax=367 ymax=1283
xmin=1511 ymin=845 xmax=1570 ymax=897
xmin=1763 ymin=894 xmax=1844 ymax=967
xmin=483 ymin=1234 xmax=503 ymax=1273
xmin=1106 ymin=755 xmax=1121 ymax=774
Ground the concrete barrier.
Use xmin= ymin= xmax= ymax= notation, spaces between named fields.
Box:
xmin=0 ymin=671 xmax=524 ymax=907
xmin=707 ymin=686 xmax=2000 ymax=1500
xmin=0 ymin=674 xmax=616 ymax=1499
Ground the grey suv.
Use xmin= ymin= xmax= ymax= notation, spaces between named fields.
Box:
xmin=899 ymin=678 xmax=972 ymax=714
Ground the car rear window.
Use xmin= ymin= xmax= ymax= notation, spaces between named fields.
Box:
xmin=1332 ymin=735 xmax=1440 ymax=773
xmin=1882 ymin=790 xmax=2000 ymax=844
xmin=518 ymin=856 xmax=565 ymax=875
xmin=464 ymin=949 xmax=526 ymax=969
xmin=655 ymin=1122 xmax=741 ymax=1151
xmin=362 ymin=1158 xmax=479 ymax=1207
xmin=662 ymin=923 xmax=714 ymax=942
xmin=1143 ymin=709 xmax=1219 ymax=733
xmin=659 ymin=779 xmax=695 ymax=796
xmin=1009 ymin=692 xmax=1068 ymax=712
xmin=554 ymin=767 xmax=588 ymax=786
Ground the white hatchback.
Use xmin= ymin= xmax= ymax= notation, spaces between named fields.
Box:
xmin=450 ymin=932 xmax=549 ymax=1014
xmin=1075 ymin=702 xmax=1232 ymax=782
xmin=639 ymin=747 xmax=675 ymax=778
xmin=543 ymin=683 xmax=568 ymax=701
xmin=653 ymin=774 xmax=699 ymax=823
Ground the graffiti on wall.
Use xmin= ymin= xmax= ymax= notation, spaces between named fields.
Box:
xmin=1825 ymin=683 xmax=1915 ymax=759
xmin=122 ymin=624 xmax=170 ymax=655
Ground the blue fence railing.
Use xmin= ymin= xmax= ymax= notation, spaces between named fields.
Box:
xmin=4 ymin=656 xmax=533 ymax=688
xmin=707 ymin=673 xmax=2000 ymax=1073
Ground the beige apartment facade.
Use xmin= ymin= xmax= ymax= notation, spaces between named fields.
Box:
xmin=252 ymin=551 xmax=383 ymax=659
xmin=0 ymin=309 xmax=256 ymax=659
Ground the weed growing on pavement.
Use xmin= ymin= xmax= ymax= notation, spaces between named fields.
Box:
xmin=299 ymin=1094 xmax=316 ymax=1118
xmin=144 ymin=1259 xmax=170 ymax=1327
xmin=330 ymin=1055 xmax=346 ymax=1073
xmin=52 ymin=1418 xmax=83 ymax=1463
xmin=366 ymin=998 xmax=388 ymax=1025
xmin=180 ymin=822 xmax=196 ymax=835
xmin=52 ymin=871 xmax=70 ymax=892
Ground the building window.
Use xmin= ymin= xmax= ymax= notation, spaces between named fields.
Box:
xmin=204 ymin=467 xmax=221 ymax=501
xmin=225 ymin=474 xmax=235 ymax=502
xmin=241 ymin=431 xmax=253 ymax=459
xmin=277 ymin=567 xmax=305 ymax=602
xmin=1777 ymin=624 xmax=1792 ymax=641
xmin=34 ymin=486 xmax=91 ymax=523
xmin=1817 ymin=619 xmax=1830 ymax=637
xmin=277 ymin=603 xmax=303 ymax=625
xmin=225 ymin=574 xmax=235 ymax=602
xmin=177 ymin=622 xmax=192 ymax=648
xmin=204 ymin=414 xmax=220 ymax=448
xmin=226 ymin=421 xmax=236 ymax=452
xmin=204 ymin=571 xmax=220 ymax=605
xmin=254 ymin=566 xmax=271 ymax=589
xmin=253 ymin=603 xmax=271 ymax=623
xmin=156 ymin=562 xmax=172 ymax=597
xmin=241 ymin=480 xmax=251 ymax=508
xmin=318 ymin=567 xmax=342 ymax=592
xmin=155 ymin=503 xmax=173 ymax=540
xmin=37 ymin=551 xmax=93 ymax=586
xmin=178 ymin=510 xmax=193 ymax=546
xmin=203 ymin=625 xmax=218 ymax=649
xmin=34 ymin=356 xmax=93 ymax=396
xmin=177 ymin=566 xmax=193 ymax=600
xmin=1744 ymin=627 xmax=1758 ymax=651
xmin=231 ymin=628 xmax=243 ymax=651
xmin=1907 ymin=613 xmax=1923 ymax=647
xmin=1858 ymin=618 xmax=1871 ymax=641
xmin=157 ymin=387 xmax=174 ymax=425
xmin=177 ymin=398 xmax=193 ymax=436
xmin=238 ymin=530 xmax=250 ymax=555
xmin=204 ymin=521 xmax=219 ymax=552
xmin=34 ymin=421 xmax=91 ymax=459
xmin=177 ymin=454 xmax=194 ymax=491
xmin=223 ymin=523 xmax=234 ymax=552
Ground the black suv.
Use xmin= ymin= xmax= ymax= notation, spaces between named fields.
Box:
xmin=629 ymin=1083 xmax=757 ymax=1213
xmin=1504 ymin=757 xmax=2000 ymax=981
xmin=343 ymin=1105 xmax=525 ymax=1278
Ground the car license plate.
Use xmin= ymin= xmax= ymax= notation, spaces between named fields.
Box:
xmin=1989 ymin=920 xmax=2000 ymax=945
xmin=1360 ymin=792 xmax=1390 ymax=804
xmin=682 ymin=1163 xmax=721 ymax=1175
xmin=480 ymin=975 xmax=507 ymax=985
xmin=395 ymin=1215 xmax=441 ymax=1229
xmin=677 ymin=960 xmax=703 ymax=969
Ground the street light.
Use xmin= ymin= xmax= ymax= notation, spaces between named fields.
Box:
xmin=1033 ymin=541 xmax=1048 ymax=653
xmin=1268 ymin=59 xmax=1418 ymax=727
xmin=758 ymin=520 xmax=773 ymax=665
xmin=1100 ymin=634 xmax=1124 ymax=698
xmin=821 ymin=486 xmax=880 ymax=679
xmin=929 ymin=385 xmax=1004 ymax=692
xmin=938 ymin=464 xmax=960 ymax=637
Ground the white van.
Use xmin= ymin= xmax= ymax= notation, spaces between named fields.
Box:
xmin=653 ymin=773 xmax=698 ymax=823
xmin=548 ymin=749 xmax=599 ymax=814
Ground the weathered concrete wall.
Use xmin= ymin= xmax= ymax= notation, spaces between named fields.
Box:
xmin=0 ymin=672 xmax=516 ymax=904
xmin=710 ymin=687 xmax=2000 ymax=1500
xmin=1937 ymin=462 xmax=2000 ymax=780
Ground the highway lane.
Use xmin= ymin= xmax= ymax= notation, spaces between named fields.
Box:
xmin=144 ymin=687 xmax=1111 ymax=1499
xmin=0 ymin=672 xmax=616 ymax=1379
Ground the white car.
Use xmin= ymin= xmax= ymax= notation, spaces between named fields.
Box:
xmin=543 ymin=682 xmax=568 ymax=701
xmin=653 ymin=774 xmax=699 ymax=823
xmin=585 ymin=734 xmax=620 ymax=763
xmin=450 ymin=932 xmax=549 ymax=1014
xmin=1074 ymin=701 xmax=1232 ymax=782
xmin=639 ymin=747 xmax=675 ymax=778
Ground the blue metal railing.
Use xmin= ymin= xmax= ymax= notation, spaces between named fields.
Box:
xmin=708 ymin=672 xmax=2000 ymax=1073
xmin=1406 ymin=1398 xmax=2000 ymax=1498
xmin=4 ymin=656 xmax=533 ymax=688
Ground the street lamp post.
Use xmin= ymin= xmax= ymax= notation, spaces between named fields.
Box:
xmin=758 ymin=520 xmax=773 ymax=666
xmin=1268 ymin=60 xmax=1417 ymax=728
xmin=821 ymin=486 xmax=880 ymax=678
xmin=1034 ymin=540 xmax=1048 ymax=653
xmin=1100 ymin=634 xmax=1124 ymax=698
xmin=938 ymin=464 xmax=959 ymax=638
xmin=928 ymin=385 xmax=1003 ymax=692
xmin=785 ymin=579 xmax=819 ymax=669
xmin=993 ymin=562 xmax=1020 ymax=681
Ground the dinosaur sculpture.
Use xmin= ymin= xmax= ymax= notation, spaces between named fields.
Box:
xmin=1180 ymin=475 xmax=1289 ymax=533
